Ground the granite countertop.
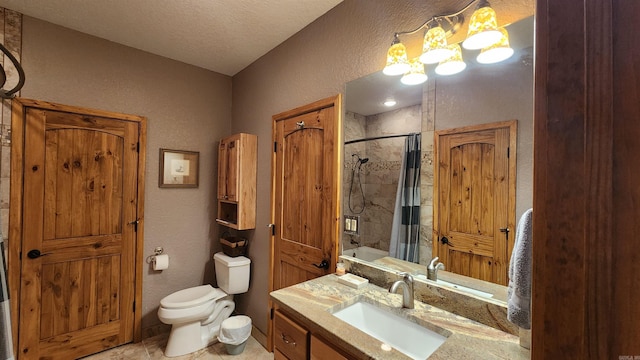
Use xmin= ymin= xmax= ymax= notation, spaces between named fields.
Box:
xmin=270 ymin=274 xmax=529 ymax=360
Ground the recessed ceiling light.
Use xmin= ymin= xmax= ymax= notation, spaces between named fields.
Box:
xmin=384 ymin=99 xmax=397 ymax=107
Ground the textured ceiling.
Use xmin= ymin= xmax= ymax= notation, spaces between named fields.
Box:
xmin=0 ymin=0 xmax=343 ymax=76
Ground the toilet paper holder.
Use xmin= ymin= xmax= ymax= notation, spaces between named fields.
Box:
xmin=146 ymin=247 xmax=164 ymax=264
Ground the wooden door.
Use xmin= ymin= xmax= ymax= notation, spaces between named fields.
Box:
xmin=434 ymin=120 xmax=516 ymax=285
xmin=268 ymin=95 xmax=341 ymax=349
xmin=9 ymin=99 xmax=146 ymax=359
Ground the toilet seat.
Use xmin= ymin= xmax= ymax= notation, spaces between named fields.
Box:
xmin=160 ymin=285 xmax=227 ymax=309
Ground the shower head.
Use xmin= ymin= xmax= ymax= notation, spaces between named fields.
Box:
xmin=351 ymin=154 xmax=369 ymax=164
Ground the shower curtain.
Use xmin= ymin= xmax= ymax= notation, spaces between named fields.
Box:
xmin=1 ymin=223 xmax=14 ymax=360
xmin=389 ymin=133 xmax=421 ymax=263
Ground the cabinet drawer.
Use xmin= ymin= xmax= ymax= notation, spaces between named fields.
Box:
xmin=274 ymin=310 xmax=308 ymax=360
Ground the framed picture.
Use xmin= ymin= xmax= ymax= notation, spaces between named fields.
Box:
xmin=159 ymin=149 xmax=199 ymax=188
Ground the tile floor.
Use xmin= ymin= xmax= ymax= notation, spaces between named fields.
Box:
xmin=82 ymin=333 xmax=274 ymax=360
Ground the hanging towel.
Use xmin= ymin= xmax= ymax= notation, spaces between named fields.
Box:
xmin=507 ymin=208 xmax=533 ymax=329
xmin=1 ymin=227 xmax=15 ymax=359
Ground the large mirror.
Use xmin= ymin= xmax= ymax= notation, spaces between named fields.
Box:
xmin=341 ymin=16 xmax=534 ymax=290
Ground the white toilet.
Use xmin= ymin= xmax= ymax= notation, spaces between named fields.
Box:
xmin=158 ymin=252 xmax=251 ymax=357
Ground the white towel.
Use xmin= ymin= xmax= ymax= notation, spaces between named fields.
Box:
xmin=507 ymin=208 xmax=533 ymax=329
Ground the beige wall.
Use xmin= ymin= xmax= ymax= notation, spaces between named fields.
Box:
xmin=19 ymin=16 xmax=232 ymax=331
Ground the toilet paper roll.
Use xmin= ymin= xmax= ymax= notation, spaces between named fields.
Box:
xmin=153 ymin=254 xmax=169 ymax=270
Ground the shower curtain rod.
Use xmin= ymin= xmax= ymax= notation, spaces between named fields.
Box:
xmin=344 ymin=132 xmax=418 ymax=145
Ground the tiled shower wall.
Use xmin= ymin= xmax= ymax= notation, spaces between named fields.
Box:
xmin=0 ymin=8 xmax=22 ymax=242
xmin=343 ymin=98 xmax=434 ymax=265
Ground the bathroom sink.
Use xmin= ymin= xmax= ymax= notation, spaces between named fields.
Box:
xmin=415 ymin=275 xmax=493 ymax=298
xmin=332 ymin=301 xmax=446 ymax=359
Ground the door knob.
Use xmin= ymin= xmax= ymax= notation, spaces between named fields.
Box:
xmin=312 ymin=260 xmax=329 ymax=269
xmin=440 ymin=236 xmax=454 ymax=247
xmin=27 ymin=249 xmax=48 ymax=259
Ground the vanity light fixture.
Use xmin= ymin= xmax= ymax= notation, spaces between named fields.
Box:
xmin=401 ymin=58 xmax=428 ymax=85
xmin=382 ymin=0 xmax=506 ymax=84
xmin=419 ymin=24 xmax=453 ymax=64
xmin=435 ymin=44 xmax=467 ymax=76
xmin=476 ymin=27 xmax=514 ymax=64
xmin=462 ymin=0 xmax=502 ymax=50
xmin=383 ymin=35 xmax=411 ymax=76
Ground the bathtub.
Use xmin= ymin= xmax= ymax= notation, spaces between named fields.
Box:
xmin=343 ymin=246 xmax=388 ymax=262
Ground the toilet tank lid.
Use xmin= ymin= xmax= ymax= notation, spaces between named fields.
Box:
xmin=160 ymin=284 xmax=227 ymax=309
xmin=214 ymin=252 xmax=251 ymax=267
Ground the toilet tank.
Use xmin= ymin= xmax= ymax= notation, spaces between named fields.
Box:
xmin=214 ymin=252 xmax=251 ymax=294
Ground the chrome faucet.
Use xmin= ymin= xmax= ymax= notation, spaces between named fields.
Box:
xmin=427 ymin=257 xmax=445 ymax=281
xmin=389 ymin=272 xmax=414 ymax=309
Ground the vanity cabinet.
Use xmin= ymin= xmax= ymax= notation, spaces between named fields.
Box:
xmin=273 ymin=309 xmax=352 ymax=360
xmin=274 ymin=310 xmax=308 ymax=360
xmin=216 ymin=133 xmax=257 ymax=229
xmin=310 ymin=335 xmax=349 ymax=360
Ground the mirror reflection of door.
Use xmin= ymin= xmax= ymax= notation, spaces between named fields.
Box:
xmin=434 ymin=120 xmax=517 ymax=285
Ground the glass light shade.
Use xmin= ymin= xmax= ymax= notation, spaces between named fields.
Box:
xmin=383 ymin=42 xmax=411 ymax=76
xmin=476 ymin=27 xmax=514 ymax=64
xmin=435 ymin=44 xmax=466 ymax=76
xmin=462 ymin=6 xmax=502 ymax=50
xmin=419 ymin=26 xmax=453 ymax=64
xmin=401 ymin=58 xmax=428 ymax=85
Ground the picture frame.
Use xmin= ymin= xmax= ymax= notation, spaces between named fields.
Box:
xmin=159 ymin=148 xmax=199 ymax=188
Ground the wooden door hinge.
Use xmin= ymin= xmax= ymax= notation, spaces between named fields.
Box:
xmin=507 ymin=147 xmax=510 ymax=158
xmin=273 ymin=141 xmax=277 ymax=153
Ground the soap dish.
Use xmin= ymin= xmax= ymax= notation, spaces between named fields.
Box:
xmin=338 ymin=273 xmax=369 ymax=289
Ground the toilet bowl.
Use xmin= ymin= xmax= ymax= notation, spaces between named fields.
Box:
xmin=157 ymin=252 xmax=251 ymax=357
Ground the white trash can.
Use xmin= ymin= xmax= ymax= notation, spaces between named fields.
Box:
xmin=218 ymin=315 xmax=252 ymax=355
